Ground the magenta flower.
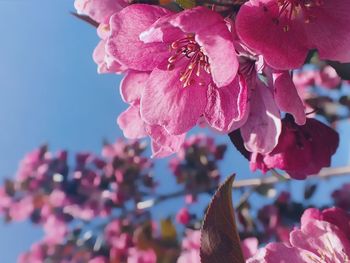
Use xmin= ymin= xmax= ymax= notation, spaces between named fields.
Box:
xmin=250 ymin=115 xmax=339 ymax=179
xmin=231 ymin=29 xmax=305 ymax=154
xmin=236 ymin=0 xmax=350 ymax=69
xmin=248 ymin=208 xmax=350 ymax=263
xmin=301 ymin=207 xmax=350 ymax=238
xmin=107 ymin=5 xmax=247 ymax=135
xmin=176 ymin=207 xmax=191 ymax=225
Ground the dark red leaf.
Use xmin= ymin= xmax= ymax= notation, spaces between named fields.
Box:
xmin=200 ymin=175 xmax=245 ymax=263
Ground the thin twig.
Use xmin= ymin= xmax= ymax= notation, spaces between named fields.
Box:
xmin=137 ymin=166 xmax=350 ymax=209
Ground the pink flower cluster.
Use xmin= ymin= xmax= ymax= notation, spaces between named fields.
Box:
xmin=18 ymin=218 xmax=158 ymax=263
xmin=0 ymin=139 xmax=154 ymax=228
xmin=169 ymin=134 xmax=227 ymax=203
xmin=75 ymin=0 xmax=346 ymax=179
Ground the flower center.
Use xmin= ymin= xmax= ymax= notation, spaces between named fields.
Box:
xmin=274 ymin=0 xmax=324 ymax=31
xmin=167 ymin=34 xmax=210 ymax=88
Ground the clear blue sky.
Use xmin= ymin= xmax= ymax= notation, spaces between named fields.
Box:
xmin=0 ymin=1 xmax=349 ymax=262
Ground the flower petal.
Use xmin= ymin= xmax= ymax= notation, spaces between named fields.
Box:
xmin=170 ymin=7 xmax=238 ymax=87
xmin=305 ymin=0 xmax=350 ymax=63
xmin=140 ymin=63 xmax=207 ymax=135
xmin=241 ymin=78 xmax=281 ymax=154
xmin=236 ymin=0 xmax=309 ymax=70
xmin=120 ymin=71 xmax=150 ymax=105
xmin=147 ymin=125 xmax=186 ymax=158
xmin=273 ymin=71 xmax=306 ymax=125
xmin=117 ymin=106 xmax=147 ymax=139
xmin=107 ymin=4 xmax=170 ymax=71
xmin=204 ymin=76 xmax=248 ymax=132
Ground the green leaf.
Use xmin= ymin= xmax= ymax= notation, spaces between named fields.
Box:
xmin=175 ymin=0 xmax=196 ymax=9
xmin=200 ymin=175 xmax=245 ymax=263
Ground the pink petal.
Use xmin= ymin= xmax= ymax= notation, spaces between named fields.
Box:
xmin=146 ymin=125 xmax=185 ymax=158
xmin=290 ymin=220 xmax=350 ymax=261
xmin=273 ymin=71 xmax=306 ymax=125
xmin=236 ymin=0 xmax=309 ymax=70
xmin=107 ymin=4 xmax=170 ymax=71
xmin=120 ymin=71 xmax=150 ymax=105
xmin=117 ymin=106 xmax=147 ymax=139
xmin=241 ymin=79 xmax=281 ymax=154
xmin=247 ymin=242 xmax=316 ymax=263
xmin=140 ymin=64 xmax=207 ymax=135
xmin=304 ymin=0 xmax=350 ymax=63
xmin=204 ymin=76 xmax=248 ymax=132
xmin=74 ymin=0 xmax=127 ymax=23
xmin=93 ymin=40 xmax=126 ymax=74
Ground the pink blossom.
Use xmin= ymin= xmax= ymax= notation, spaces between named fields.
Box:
xmin=315 ymin=65 xmax=342 ymax=89
xmin=236 ymin=0 xmax=350 ymax=69
xmin=301 ymin=207 xmax=350 ymax=238
xmin=9 ymin=196 xmax=34 ymax=221
xmin=233 ymin=35 xmax=305 ymax=154
xmin=250 ymin=116 xmax=339 ymax=179
xmin=293 ymin=69 xmax=317 ymax=90
xmin=43 ymin=216 xmax=68 ymax=244
xmin=176 ymin=208 xmax=191 ymax=225
xmin=74 ymin=0 xmax=127 ymax=24
xmin=127 ymin=248 xmax=157 ymax=263
xmin=241 ymin=237 xmax=259 ymax=260
xmin=177 ymin=230 xmax=201 ymax=263
xmin=248 ymin=209 xmax=350 ymax=263
xmin=107 ymin=5 xmax=247 ymax=135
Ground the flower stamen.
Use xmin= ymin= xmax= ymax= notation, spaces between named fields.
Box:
xmin=168 ymin=34 xmax=210 ymax=88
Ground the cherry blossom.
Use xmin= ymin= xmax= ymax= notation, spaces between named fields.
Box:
xmin=236 ymin=0 xmax=350 ymax=69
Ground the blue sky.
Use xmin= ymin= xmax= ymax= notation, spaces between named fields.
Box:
xmin=0 ymin=1 xmax=349 ymax=262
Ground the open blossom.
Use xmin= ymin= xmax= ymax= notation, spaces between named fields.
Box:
xmin=108 ymin=4 xmax=248 ymax=136
xmin=248 ymin=208 xmax=350 ymax=263
xmin=236 ymin=0 xmax=350 ymax=69
xmin=250 ymin=115 xmax=339 ymax=179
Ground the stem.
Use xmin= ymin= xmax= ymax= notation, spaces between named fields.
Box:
xmin=137 ymin=166 xmax=350 ymax=209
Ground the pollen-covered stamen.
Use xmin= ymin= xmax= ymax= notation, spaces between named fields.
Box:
xmin=167 ymin=34 xmax=210 ymax=88
xmin=275 ymin=0 xmax=324 ymax=31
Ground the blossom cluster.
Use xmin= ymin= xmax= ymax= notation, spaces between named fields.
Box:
xmin=74 ymin=0 xmax=348 ymax=179
xmin=169 ymin=134 xmax=227 ymax=204
xmin=1 ymin=134 xmax=350 ymax=262
xmin=293 ymin=64 xmax=350 ymax=124
xmin=0 ymin=140 xmax=154 ymax=235
xmin=0 ymin=135 xmax=231 ymax=262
